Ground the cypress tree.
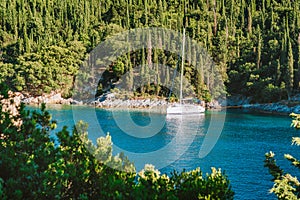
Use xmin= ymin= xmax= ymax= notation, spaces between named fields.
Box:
xmin=164 ymin=56 xmax=169 ymax=86
xmin=261 ymin=0 xmax=265 ymax=29
xmin=280 ymin=25 xmax=287 ymax=68
xmin=276 ymin=59 xmax=281 ymax=86
xmin=158 ymin=0 xmax=164 ymax=25
xmin=126 ymin=0 xmax=130 ymax=28
xmin=237 ymin=33 xmax=240 ymax=57
xmin=154 ymin=48 xmax=160 ymax=96
xmin=257 ymin=25 xmax=262 ymax=69
xmin=247 ymin=6 xmax=252 ymax=35
xmin=230 ymin=0 xmax=234 ymax=26
xmin=287 ymin=40 xmax=294 ymax=99
xmin=126 ymin=52 xmax=133 ymax=92
xmin=207 ymin=23 xmax=212 ymax=51
xmin=144 ymin=0 xmax=148 ymax=26
xmin=140 ymin=47 xmax=146 ymax=94
xmin=270 ymin=7 xmax=274 ymax=32
xmin=213 ymin=0 xmax=217 ymax=36
xmin=240 ymin=0 xmax=245 ymax=30
xmin=221 ymin=0 xmax=225 ymax=17
xmin=23 ymin=22 xmax=30 ymax=53
xmin=297 ymin=34 xmax=300 ymax=90
xmin=147 ymin=33 xmax=152 ymax=69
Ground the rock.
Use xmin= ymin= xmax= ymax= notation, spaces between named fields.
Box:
xmin=47 ymin=93 xmax=62 ymax=104
xmin=292 ymin=105 xmax=300 ymax=114
xmin=92 ymin=97 xmax=173 ymax=110
xmin=291 ymin=94 xmax=300 ymax=101
xmin=71 ymin=100 xmax=83 ymax=105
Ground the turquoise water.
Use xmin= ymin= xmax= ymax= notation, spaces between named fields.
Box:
xmin=30 ymin=105 xmax=300 ymax=199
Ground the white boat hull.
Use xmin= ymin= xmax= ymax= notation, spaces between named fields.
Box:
xmin=167 ymin=104 xmax=205 ymax=115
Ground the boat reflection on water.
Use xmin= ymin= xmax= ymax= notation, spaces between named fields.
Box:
xmin=160 ymin=113 xmax=206 ymax=168
xmin=165 ymin=113 xmax=206 ymax=141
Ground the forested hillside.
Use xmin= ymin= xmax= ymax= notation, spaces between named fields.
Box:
xmin=0 ymin=0 xmax=299 ymax=102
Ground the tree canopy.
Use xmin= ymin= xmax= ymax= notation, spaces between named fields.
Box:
xmin=0 ymin=0 xmax=299 ymax=101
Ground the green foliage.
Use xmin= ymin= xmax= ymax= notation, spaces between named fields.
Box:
xmin=15 ymin=42 xmax=85 ymax=97
xmin=291 ymin=113 xmax=300 ymax=129
xmin=0 ymin=93 xmax=233 ymax=199
xmin=0 ymin=99 xmax=135 ymax=199
xmin=265 ymin=113 xmax=300 ymax=199
xmin=133 ymin=164 xmax=233 ymax=200
xmin=1 ymin=0 xmax=299 ymax=102
xmin=259 ymin=83 xmax=285 ymax=103
xmin=170 ymin=167 xmax=233 ymax=200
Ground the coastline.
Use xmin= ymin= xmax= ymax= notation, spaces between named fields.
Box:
xmin=16 ymin=92 xmax=209 ymax=110
xmin=224 ymin=94 xmax=300 ymax=115
xmin=240 ymin=102 xmax=300 ymax=115
xmin=6 ymin=92 xmax=300 ymax=115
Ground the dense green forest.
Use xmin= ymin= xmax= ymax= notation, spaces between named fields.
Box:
xmin=0 ymin=0 xmax=299 ymax=102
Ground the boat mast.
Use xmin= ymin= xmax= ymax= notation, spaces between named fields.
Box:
xmin=180 ymin=0 xmax=186 ymax=105
xmin=180 ymin=28 xmax=185 ymax=105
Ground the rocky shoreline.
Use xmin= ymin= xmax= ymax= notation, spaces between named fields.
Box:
xmin=21 ymin=93 xmax=82 ymax=105
xmin=92 ymin=98 xmax=169 ymax=109
xmin=4 ymin=92 xmax=300 ymax=115
xmin=16 ymin=92 xmax=171 ymax=109
xmin=14 ymin=92 xmax=208 ymax=110
xmin=225 ymin=94 xmax=300 ymax=114
xmin=241 ymin=102 xmax=300 ymax=115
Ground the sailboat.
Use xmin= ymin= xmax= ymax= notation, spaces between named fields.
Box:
xmin=167 ymin=28 xmax=205 ymax=115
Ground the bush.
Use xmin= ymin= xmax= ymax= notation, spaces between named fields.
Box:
xmin=260 ymin=84 xmax=284 ymax=103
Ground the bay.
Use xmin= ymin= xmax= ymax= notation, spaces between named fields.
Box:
xmin=29 ymin=105 xmax=300 ymax=199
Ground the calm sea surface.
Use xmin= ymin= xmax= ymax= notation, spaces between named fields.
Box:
xmin=30 ymin=105 xmax=300 ymax=199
